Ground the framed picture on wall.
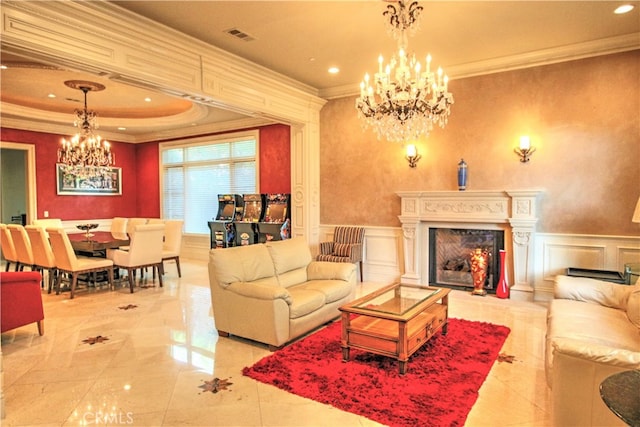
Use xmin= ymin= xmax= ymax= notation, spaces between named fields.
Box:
xmin=56 ymin=164 xmax=122 ymax=196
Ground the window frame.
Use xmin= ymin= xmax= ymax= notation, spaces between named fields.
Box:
xmin=158 ymin=130 xmax=260 ymax=235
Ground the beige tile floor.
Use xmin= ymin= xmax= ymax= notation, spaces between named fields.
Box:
xmin=1 ymin=259 xmax=552 ymax=426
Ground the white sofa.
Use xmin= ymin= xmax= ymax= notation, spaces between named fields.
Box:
xmin=208 ymin=236 xmax=357 ymax=349
xmin=545 ymin=275 xmax=640 ymax=426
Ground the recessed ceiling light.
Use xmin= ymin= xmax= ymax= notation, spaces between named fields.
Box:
xmin=144 ymin=97 xmax=152 ymax=102
xmin=47 ymin=93 xmax=56 ymax=98
xmin=614 ymin=4 xmax=634 ymax=14
xmin=118 ymin=127 xmax=126 ymax=131
xmin=328 ymin=67 xmax=340 ymax=74
xmin=0 ymin=65 xmax=7 ymax=70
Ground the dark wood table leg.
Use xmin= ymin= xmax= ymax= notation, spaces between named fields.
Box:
xmin=399 ymin=360 xmax=407 ymax=375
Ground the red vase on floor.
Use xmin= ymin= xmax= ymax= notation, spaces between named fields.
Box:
xmin=496 ymin=249 xmax=509 ymax=299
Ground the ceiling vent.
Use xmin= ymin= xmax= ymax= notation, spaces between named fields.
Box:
xmin=224 ymin=28 xmax=255 ymax=42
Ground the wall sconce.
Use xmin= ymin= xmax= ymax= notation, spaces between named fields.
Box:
xmin=405 ymin=144 xmax=421 ymax=168
xmin=514 ymin=136 xmax=536 ymax=162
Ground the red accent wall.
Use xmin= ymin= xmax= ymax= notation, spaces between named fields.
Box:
xmin=1 ymin=128 xmax=138 ymax=220
xmin=259 ymin=124 xmax=291 ymax=193
xmin=135 ymin=141 xmax=160 ymax=217
xmin=2 ymin=123 xmax=290 ymax=220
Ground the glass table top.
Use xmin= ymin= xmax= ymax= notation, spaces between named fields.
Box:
xmin=353 ymin=284 xmax=442 ymax=316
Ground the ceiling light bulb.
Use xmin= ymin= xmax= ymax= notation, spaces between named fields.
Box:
xmin=328 ymin=67 xmax=339 ymax=74
xmin=144 ymin=97 xmax=152 ymax=102
xmin=614 ymin=4 xmax=634 ymax=14
xmin=48 ymin=93 xmax=56 ymax=98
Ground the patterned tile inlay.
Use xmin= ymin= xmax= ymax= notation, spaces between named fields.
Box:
xmin=498 ymin=352 xmax=516 ymax=363
xmin=199 ymin=377 xmax=233 ymax=394
xmin=82 ymin=335 xmax=109 ymax=345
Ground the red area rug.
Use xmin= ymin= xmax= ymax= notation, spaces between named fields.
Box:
xmin=243 ymin=318 xmax=510 ymax=427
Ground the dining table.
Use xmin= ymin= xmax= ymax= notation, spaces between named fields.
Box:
xmin=67 ymin=231 xmax=129 ymax=253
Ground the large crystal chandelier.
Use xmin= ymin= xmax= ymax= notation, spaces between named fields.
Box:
xmin=355 ymin=0 xmax=454 ymax=143
xmin=58 ymin=80 xmax=115 ymax=172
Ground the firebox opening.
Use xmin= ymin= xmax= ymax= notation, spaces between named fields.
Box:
xmin=428 ymin=228 xmax=505 ymax=293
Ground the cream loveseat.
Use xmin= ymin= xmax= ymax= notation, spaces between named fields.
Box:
xmin=208 ymin=236 xmax=357 ymax=349
xmin=545 ymin=275 xmax=640 ymax=426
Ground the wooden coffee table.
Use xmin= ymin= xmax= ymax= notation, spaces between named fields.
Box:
xmin=339 ymin=283 xmax=450 ymax=374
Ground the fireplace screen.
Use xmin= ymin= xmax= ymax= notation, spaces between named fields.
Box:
xmin=429 ymin=228 xmax=504 ymax=291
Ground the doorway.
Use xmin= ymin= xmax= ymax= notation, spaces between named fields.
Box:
xmin=0 ymin=142 xmax=36 ymax=225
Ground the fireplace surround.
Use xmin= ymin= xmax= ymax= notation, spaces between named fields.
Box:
xmin=397 ymin=190 xmax=542 ymax=299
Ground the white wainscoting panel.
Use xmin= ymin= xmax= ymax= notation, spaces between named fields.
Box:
xmin=534 ymin=233 xmax=640 ymax=299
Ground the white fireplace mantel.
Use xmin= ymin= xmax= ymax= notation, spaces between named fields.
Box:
xmin=397 ymin=190 xmax=543 ymax=299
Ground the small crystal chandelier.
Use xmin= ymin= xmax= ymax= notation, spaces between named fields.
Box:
xmin=58 ymin=80 xmax=115 ymax=172
xmin=355 ymin=0 xmax=454 ymax=143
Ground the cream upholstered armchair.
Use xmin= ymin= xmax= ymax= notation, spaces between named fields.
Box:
xmin=316 ymin=226 xmax=365 ymax=281
xmin=110 ymin=217 xmax=128 ymax=236
xmin=107 ymin=224 xmax=165 ymax=292
xmin=25 ymin=226 xmax=57 ymax=293
xmin=48 ymin=228 xmax=114 ymax=299
xmin=161 ymin=220 xmax=184 ymax=277
xmin=32 ymin=218 xmax=63 ymax=231
xmin=8 ymin=224 xmax=35 ymax=272
xmin=0 ymin=224 xmax=19 ymax=271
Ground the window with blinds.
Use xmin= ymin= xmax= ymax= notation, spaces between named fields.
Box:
xmin=159 ymin=131 xmax=259 ymax=234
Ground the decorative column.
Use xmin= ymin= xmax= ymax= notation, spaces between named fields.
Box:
xmin=400 ymin=219 xmax=421 ymax=284
xmin=507 ymin=191 xmax=541 ymax=296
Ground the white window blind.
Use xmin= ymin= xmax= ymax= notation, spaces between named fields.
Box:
xmin=160 ymin=132 xmax=258 ymax=234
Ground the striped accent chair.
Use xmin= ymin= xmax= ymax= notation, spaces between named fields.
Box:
xmin=316 ymin=226 xmax=365 ymax=281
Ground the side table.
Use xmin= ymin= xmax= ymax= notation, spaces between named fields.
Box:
xmin=599 ymin=370 xmax=640 ymax=427
xmin=566 ymin=267 xmax=626 ymax=284
xmin=625 ymin=262 xmax=640 ymax=285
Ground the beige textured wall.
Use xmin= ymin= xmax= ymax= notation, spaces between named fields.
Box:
xmin=320 ymin=50 xmax=640 ymax=235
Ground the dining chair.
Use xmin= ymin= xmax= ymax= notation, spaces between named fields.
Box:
xmin=47 ymin=227 xmax=114 ymax=299
xmin=0 ymin=223 xmax=19 ymax=271
xmin=110 ymin=217 xmax=128 ymax=235
xmin=126 ymin=218 xmax=148 ymax=237
xmin=8 ymin=224 xmax=36 ymax=272
xmin=316 ymin=226 xmax=366 ymax=282
xmin=25 ymin=225 xmax=58 ymax=293
xmin=119 ymin=217 xmax=148 ymax=251
xmin=161 ymin=219 xmax=184 ymax=277
xmin=107 ymin=224 xmax=165 ymax=293
xmin=32 ymin=218 xmax=63 ymax=230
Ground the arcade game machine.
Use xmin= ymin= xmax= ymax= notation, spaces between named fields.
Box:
xmin=258 ymin=193 xmax=291 ymax=243
xmin=234 ymin=194 xmax=265 ymax=246
xmin=207 ymin=194 xmax=244 ymax=249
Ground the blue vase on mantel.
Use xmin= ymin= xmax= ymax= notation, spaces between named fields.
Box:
xmin=457 ymin=159 xmax=467 ymax=191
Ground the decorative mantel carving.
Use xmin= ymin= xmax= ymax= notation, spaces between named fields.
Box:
xmin=397 ymin=190 xmax=543 ymax=299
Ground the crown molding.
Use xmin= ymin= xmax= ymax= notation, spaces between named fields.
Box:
xmin=319 ymin=33 xmax=640 ymax=100
xmin=0 ymin=116 xmax=138 ymax=143
xmin=130 ymin=117 xmax=274 ymax=143
xmin=0 ymin=116 xmax=274 ymax=144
